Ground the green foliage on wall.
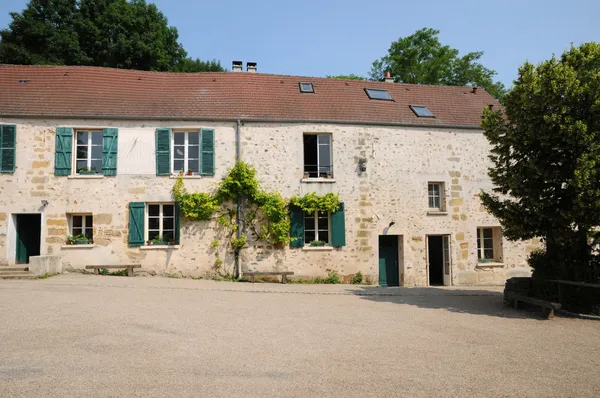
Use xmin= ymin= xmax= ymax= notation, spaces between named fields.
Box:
xmin=289 ymin=192 xmax=340 ymax=214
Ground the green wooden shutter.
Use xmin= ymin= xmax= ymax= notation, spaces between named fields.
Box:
xmin=200 ymin=128 xmax=215 ymax=175
xmin=0 ymin=124 xmax=16 ymax=173
xmin=129 ymin=202 xmax=145 ymax=247
xmin=155 ymin=128 xmax=171 ymax=176
xmin=289 ymin=206 xmax=305 ymax=248
xmin=174 ymin=202 xmax=181 ymax=244
xmin=54 ymin=127 xmax=73 ymax=176
xmin=102 ymin=128 xmax=118 ymax=176
xmin=331 ymin=202 xmax=346 ymax=247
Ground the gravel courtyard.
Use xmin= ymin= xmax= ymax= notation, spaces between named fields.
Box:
xmin=1 ymin=274 xmax=599 ymax=397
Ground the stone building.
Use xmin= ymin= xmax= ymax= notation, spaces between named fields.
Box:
xmin=0 ymin=64 xmax=535 ymax=285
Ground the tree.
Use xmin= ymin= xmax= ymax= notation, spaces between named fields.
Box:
xmin=370 ymin=28 xmax=506 ymax=99
xmin=480 ymin=43 xmax=600 ymax=282
xmin=0 ymin=0 xmax=225 ymax=72
xmin=325 ymin=74 xmax=366 ymax=81
xmin=173 ymin=58 xmax=225 ymax=73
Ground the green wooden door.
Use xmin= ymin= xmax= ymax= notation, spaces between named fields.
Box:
xmin=378 ymin=235 xmax=399 ymax=287
xmin=16 ymin=214 xmax=41 ymax=264
xmin=15 ymin=227 xmax=27 ymax=264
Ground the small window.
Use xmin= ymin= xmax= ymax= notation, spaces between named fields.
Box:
xmin=172 ymin=131 xmax=200 ymax=175
xmin=304 ymin=211 xmax=330 ymax=246
xmin=428 ymin=182 xmax=445 ymax=210
xmin=75 ymin=130 xmax=103 ymax=174
xmin=147 ymin=203 xmax=175 ymax=243
xmin=303 ymin=134 xmax=332 ymax=178
xmin=365 ymin=88 xmax=393 ymax=101
xmin=299 ymin=82 xmax=314 ymax=93
xmin=410 ymin=105 xmax=434 ymax=118
xmin=69 ymin=214 xmax=93 ymax=242
xmin=477 ymin=227 xmax=503 ymax=262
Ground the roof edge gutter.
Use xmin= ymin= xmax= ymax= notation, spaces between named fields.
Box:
xmin=0 ymin=114 xmax=483 ymax=130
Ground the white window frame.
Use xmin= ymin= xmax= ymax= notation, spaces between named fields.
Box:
xmin=74 ymin=130 xmax=103 ymax=174
xmin=477 ymin=227 xmax=501 ymax=261
xmin=171 ymin=131 xmax=200 ymax=175
xmin=304 ymin=210 xmax=331 ymax=245
xmin=146 ymin=203 xmax=175 ymax=243
xmin=68 ymin=214 xmax=93 ymax=241
xmin=303 ymin=133 xmax=333 ymax=178
xmin=428 ymin=182 xmax=444 ymax=210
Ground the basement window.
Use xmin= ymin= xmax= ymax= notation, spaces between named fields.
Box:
xmin=410 ymin=105 xmax=434 ymax=118
xmin=365 ymin=88 xmax=393 ymax=101
xmin=299 ymin=82 xmax=314 ymax=93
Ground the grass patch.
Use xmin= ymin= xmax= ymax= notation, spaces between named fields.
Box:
xmin=37 ymin=273 xmax=58 ymax=279
xmin=289 ymin=271 xmax=341 ymax=284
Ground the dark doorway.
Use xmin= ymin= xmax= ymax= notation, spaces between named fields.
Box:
xmin=378 ymin=235 xmax=399 ymax=287
xmin=428 ymin=236 xmax=444 ymax=286
xmin=16 ymin=214 xmax=41 ymax=264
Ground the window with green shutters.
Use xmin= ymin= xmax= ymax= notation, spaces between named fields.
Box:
xmin=289 ymin=203 xmax=346 ymax=248
xmin=55 ymin=127 xmax=119 ymax=176
xmin=0 ymin=124 xmax=16 ymax=173
xmin=129 ymin=202 xmax=182 ymax=246
xmin=157 ymin=128 xmax=215 ymax=176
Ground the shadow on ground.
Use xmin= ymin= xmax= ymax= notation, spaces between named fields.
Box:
xmin=349 ymin=286 xmax=546 ymax=320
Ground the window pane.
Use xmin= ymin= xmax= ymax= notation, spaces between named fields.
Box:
xmin=85 ymin=216 xmax=93 ymax=227
xmin=317 ymin=135 xmax=330 ymax=145
xmin=412 ymin=106 xmax=434 ymax=117
xmin=76 ymin=160 xmax=88 ymax=172
xmin=148 ymin=205 xmax=160 ymax=216
xmin=90 ymin=159 xmax=102 ymax=173
xmin=163 ymin=205 xmax=174 ymax=217
xmin=162 ymin=231 xmax=174 ymax=241
xmin=174 ymin=160 xmax=184 ymax=173
xmin=429 ymin=197 xmax=435 ymax=208
xmin=84 ymin=229 xmax=93 ymax=240
xmin=304 ymin=213 xmax=314 ymax=230
xmin=174 ymin=146 xmax=185 ymax=159
xmin=483 ymin=228 xmax=493 ymax=238
xmin=148 ymin=218 xmax=160 ymax=230
xmin=174 ymin=133 xmax=185 ymax=145
xmin=318 ymin=217 xmax=329 ymax=230
xmin=73 ymin=216 xmax=82 ymax=228
xmin=148 ymin=230 xmax=160 ymax=241
xmin=91 ymin=146 xmax=102 ymax=160
xmin=319 ymin=143 xmax=331 ymax=170
xmin=188 ymin=159 xmax=199 ymax=173
xmin=305 ymin=231 xmax=315 ymax=243
xmin=303 ymin=135 xmax=318 ymax=177
xmin=91 ymin=132 xmax=103 ymax=145
xmin=484 ymin=238 xmax=494 ymax=250
xmin=188 ymin=132 xmax=200 ymax=145
xmin=76 ymin=146 xmax=88 ymax=160
xmin=188 ymin=146 xmax=199 ymax=159
xmin=163 ymin=218 xmax=174 ymax=230
xmin=366 ymin=88 xmax=393 ymax=100
xmin=320 ymin=233 xmax=330 ymax=244
xmin=72 ymin=227 xmax=82 ymax=236
xmin=77 ymin=131 xmax=88 ymax=145
xmin=484 ymin=248 xmax=494 ymax=259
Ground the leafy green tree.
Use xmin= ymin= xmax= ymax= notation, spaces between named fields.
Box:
xmin=481 ymin=43 xmax=600 ymax=282
xmin=0 ymin=0 xmax=224 ymax=72
xmin=173 ymin=58 xmax=225 ymax=73
xmin=370 ymin=28 xmax=506 ymax=99
xmin=326 ymin=74 xmax=366 ymax=81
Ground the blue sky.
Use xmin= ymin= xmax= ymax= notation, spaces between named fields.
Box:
xmin=1 ymin=0 xmax=598 ymax=87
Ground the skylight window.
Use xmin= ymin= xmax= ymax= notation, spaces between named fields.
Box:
xmin=299 ymin=82 xmax=314 ymax=93
xmin=365 ymin=88 xmax=393 ymax=101
xmin=410 ymin=105 xmax=435 ymax=118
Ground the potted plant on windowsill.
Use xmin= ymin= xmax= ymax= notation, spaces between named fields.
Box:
xmin=186 ymin=170 xmax=193 ymax=176
xmin=303 ymin=172 xmax=310 ymax=179
xmin=66 ymin=236 xmax=74 ymax=245
xmin=72 ymin=234 xmax=90 ymax=245
xmin=77 ymin=167 xmax=97 ymax=175
xmin=310 ymin=240 xmax=326 ymax=247
xmin=168 ymin=240 xmax=176 ymax=245
xmin=151 ymin=235 xmax=167 ymax=245
xmin=478 ymin=258 xmax=494 ymax=263
xmin=326 ymin=172 xmax=333 ymax=179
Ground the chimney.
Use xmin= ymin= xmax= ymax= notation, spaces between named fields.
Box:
xmin=384 ymin=71 xmax=394 ymax=83
xmin=232 ymin=61 xmax=243 ymax=72
xmin=246 ymin=62 xmax=257 ymax=73
xmin=472 ymin=86 xmax=478 ymax=94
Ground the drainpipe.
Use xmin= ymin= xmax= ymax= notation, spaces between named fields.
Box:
xmin=234 ymin=119 xmax=242 ymax=279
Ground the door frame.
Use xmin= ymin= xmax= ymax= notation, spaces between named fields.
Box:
xmin=8 ymin=212 xmax=44 ymax=265
xmin=426 ymin=234 xmax=452 ymax=287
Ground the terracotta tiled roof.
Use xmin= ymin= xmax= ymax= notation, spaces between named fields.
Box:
xmin=0 ymin=65 xmax=499 ymax=127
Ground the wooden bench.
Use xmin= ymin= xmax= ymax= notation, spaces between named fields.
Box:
xmin=85 ymin=265 xmax=141 ymax=277
xmin=505 ymin=291 xmax=562 ymax=319
xmin=244 ymin=271 xmax=294 ymax=284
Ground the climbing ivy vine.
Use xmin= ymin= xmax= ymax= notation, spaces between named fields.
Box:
xmin=289 ymin=192 xmax=340 ymax=214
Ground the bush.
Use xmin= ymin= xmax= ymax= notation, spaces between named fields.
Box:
xmin=351 ymin=271 xmax=363 ymax=284
xmin=323 ymin=270 xmax=340 ymax=284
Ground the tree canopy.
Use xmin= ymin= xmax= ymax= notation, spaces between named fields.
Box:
xmin=481 ymin=42 xmax=600 ymax=282
xmin=370 ymin=28 xmax=506 ymax=99
xmin=325 ymin=74 xmax=366 ymax=81
xmin=0 ymin=0 xmax=225 ymax=72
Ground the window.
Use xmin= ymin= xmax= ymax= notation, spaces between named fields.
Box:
xmin=147 ymin=204 xmax=175 ymax=242
xmin=304 ymin=211 xmax=330 ymax=245
xmin=172 ymin=131 xmax=200 ymax=174
xmin=410 ymin=105 xmax=434 ymax=118
xmin=303 ymin=134 xmax=332 ymax=178
xmin=75 ymin=130 xmax=103 ymax=174
xmin=70 ymin=214 xmax=93 ymax=241
xmin=299 ymin=82 xmax=314 ymax=93
xmin=428 ymin=182 xmax=444 ymax=210
xmin=477 ymin=227 xmax=503 ymax=262
xmin=365 ymin=88 xmax=394 ymax=101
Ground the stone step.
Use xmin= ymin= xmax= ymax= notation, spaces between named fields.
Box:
xmin=0 ymin=267 xmax=29 ymax=272
xmin=0 ymin=273 xmax=37 ymax=280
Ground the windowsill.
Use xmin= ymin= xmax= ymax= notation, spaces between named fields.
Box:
xmin=169 ymin=175 xmax=205 ymax=179
xmin=427 ymin=211 xmax=448 ymax=216
xmin=301 ymin=178 xmax=336 ymax=183
xmin=476 ymin=261 xmax=505 ymax=268
xmin=140 ymin=245 xmax=180 ymax=250
xmin=68 ymin=175 xmax=104 ymax=179
xmin=303 ymin=246 xmax=334 ymax=251
xmin=61 ymin=244 xmax=95 ymax=249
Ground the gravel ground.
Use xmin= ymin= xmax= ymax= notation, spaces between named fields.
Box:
xmin=1 ymin=274 xmax=599 ymax=397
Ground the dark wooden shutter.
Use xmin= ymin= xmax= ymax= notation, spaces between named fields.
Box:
xmin=0 ymin=124 xmax=16 ymax=173
xmin=128 ymin=202 xmax=145 ymax=247
xmin=155 ymin=128 xmax=171 ymax=176
xmin=54 ymin=127 xmax=73 ymax=176
xmin=174 ymin=202 xmax=181 ymax=245
xmin=289 ymin=206 xmax=305 ymax=248
xmin=200 ymin=128 xmax=215 ymax=175
xmin=102 ymin=128 xmax=118 ymax=176
xmin=331 ymin=202 xmax=346 ymax=247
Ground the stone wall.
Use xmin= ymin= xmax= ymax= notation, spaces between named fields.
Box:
xmin=0 ymin=118 xmax=535 ymax=285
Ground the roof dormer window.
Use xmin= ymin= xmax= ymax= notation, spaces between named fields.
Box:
xmin=299 ymin=82 xmax=314 ymax=93
xmin=410 ymin=105 xmax=434 ymax=118
xmin=364 ymin=88 xmax=393 ymax=101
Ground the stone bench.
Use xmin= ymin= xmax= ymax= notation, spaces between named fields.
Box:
xmin=85 ymin=265 xmax=140 ymax=277
xmin=244 ymin=271 xmax=294 ymax=284
xmin=504 ymin=291 xmax=562 ymax=319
